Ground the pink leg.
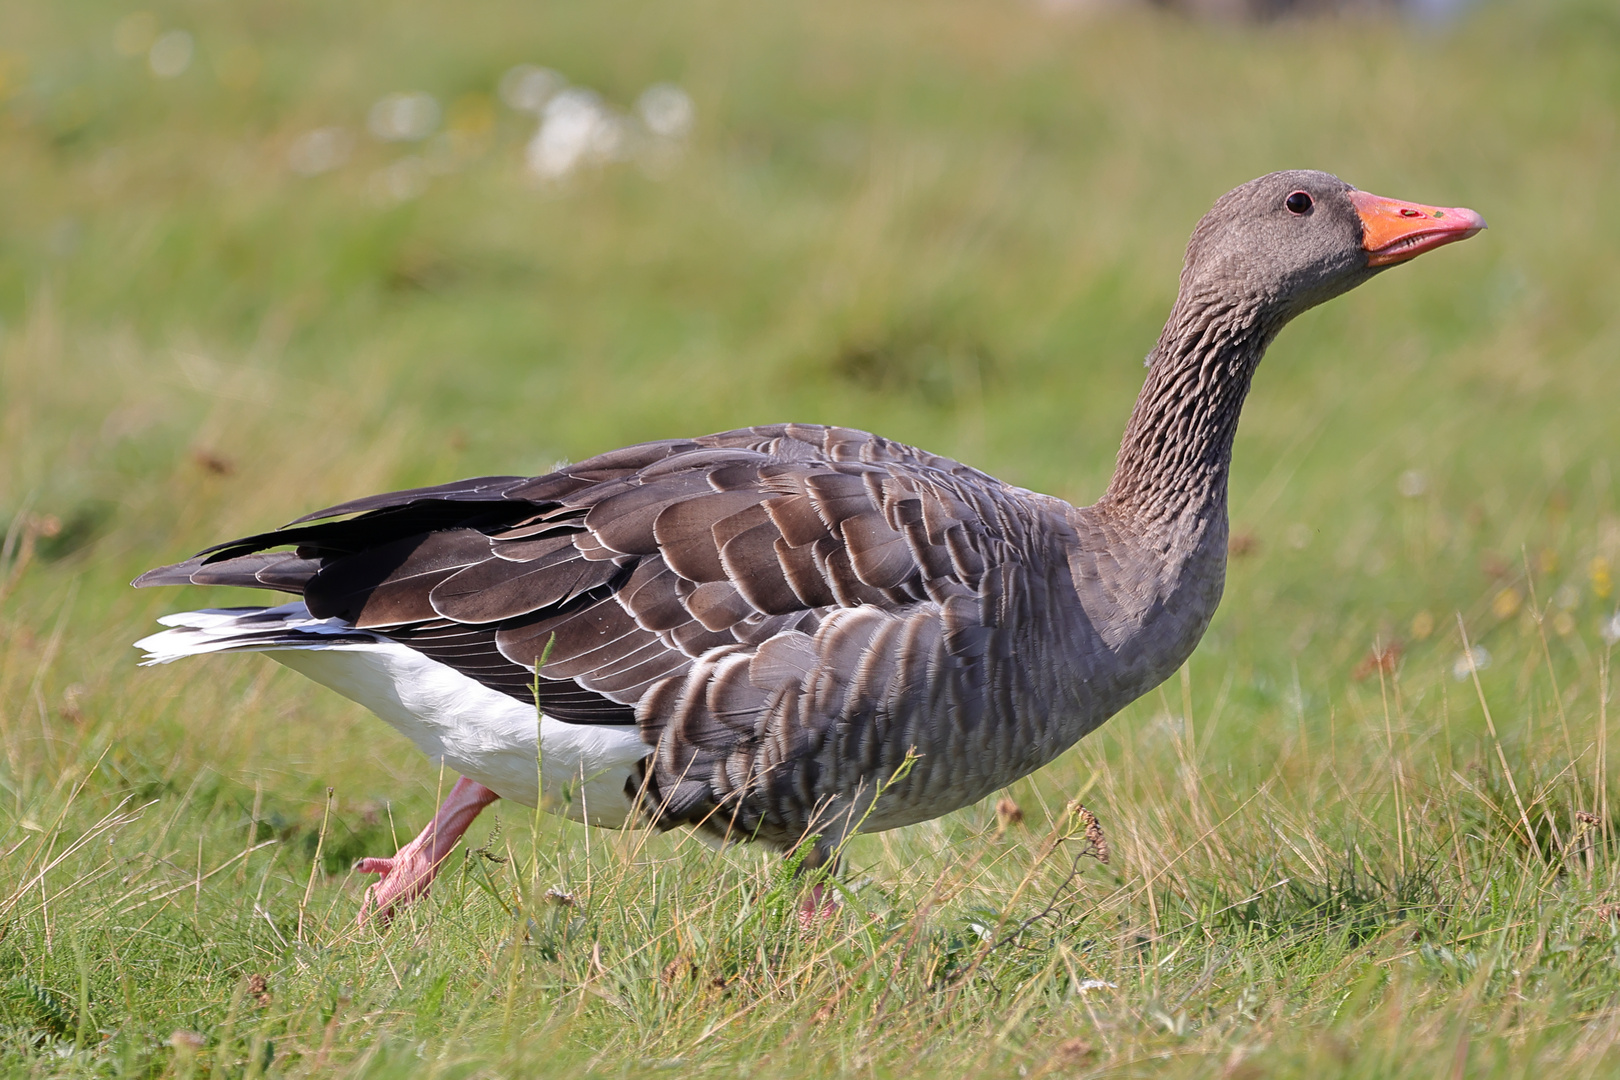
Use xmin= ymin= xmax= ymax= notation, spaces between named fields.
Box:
xmin=795 ymin=846 xmax=842 ymax=928
xmin=797 ymin=882 xmax=840 ymax=928
xmin=356 ymin=777 xmax=500 ymax=927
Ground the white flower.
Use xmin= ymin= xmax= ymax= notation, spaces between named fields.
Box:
xmin=1601 ymin=614 xmax=1620 ymax=647
xmin=525 ymin=89 xmax=629 ymax=180
xmin=500 ymin=65 xmax=564 ymax=114
xmin=1452 ymin=645 xmax=1491 ymax=681
xmin=636 ymin=83 xmax=694 ymax=140
xmin=1397 ymin=469 xmax=1428 ymax=498
xmin=287 ymin=127 xmax=353 ymax=176
xmin=368 ymin=92 xmax=440 ymax=142
xmin=148 ymin=30 xmax=192 ymax=78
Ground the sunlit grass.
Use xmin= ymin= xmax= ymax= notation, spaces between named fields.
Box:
xmin=1 ymin=0 xmax=1619 ymax=1075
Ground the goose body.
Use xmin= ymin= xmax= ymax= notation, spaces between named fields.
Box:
xmin=135 ymin=171 xmax=1483 ymax=920
xmin=139 ymin=425 xmax=1177 ymax=847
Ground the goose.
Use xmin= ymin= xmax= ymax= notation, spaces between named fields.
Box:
xmin=135 ymin=171 xmax=1483 ymax=924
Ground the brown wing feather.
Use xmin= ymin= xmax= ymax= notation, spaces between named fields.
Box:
xmin=136 ymin=424 xmax=1050 ymax=843
xmin=307 ymin=530 xmax=491 ymax=627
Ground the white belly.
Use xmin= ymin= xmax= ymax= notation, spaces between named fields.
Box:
xmin=136 ymin=604 xmax=650 ymax=828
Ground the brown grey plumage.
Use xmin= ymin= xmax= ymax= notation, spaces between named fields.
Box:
xmin=135 ymin=171 xmax=1484 ymax=868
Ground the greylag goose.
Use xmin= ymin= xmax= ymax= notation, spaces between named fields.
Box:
xmin=135 ymin=171 xmax=1483 ymax=924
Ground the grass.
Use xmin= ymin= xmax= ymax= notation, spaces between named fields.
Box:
xmin=1 ymin=0 xmax=1619 ymax=1074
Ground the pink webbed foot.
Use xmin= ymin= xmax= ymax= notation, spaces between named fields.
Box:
xmin=794 ymin=845 xmax=843 ymax=929
xmin=797 ymin=882 xmax=841 ymax=928
xmin=356 ymin=777 xmax=500 ymax=927
xmin=355 ymin=849 xmax=441 ymax=925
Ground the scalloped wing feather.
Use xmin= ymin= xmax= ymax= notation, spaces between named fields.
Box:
xmin=135 ymin=424 xmax=1052 ymax=848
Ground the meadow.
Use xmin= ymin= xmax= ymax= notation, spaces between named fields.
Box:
xmin=2 ymin=0 xmax=1619 ymax=1075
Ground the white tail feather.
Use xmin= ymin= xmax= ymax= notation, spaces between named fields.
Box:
xmin=134 ymin=602 xmax=381 ymax=665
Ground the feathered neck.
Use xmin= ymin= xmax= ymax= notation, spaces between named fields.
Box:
xmin=1098 ymin=286 xmax=1282 ymax=531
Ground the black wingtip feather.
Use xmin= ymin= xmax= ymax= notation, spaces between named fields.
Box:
xmin=133 ymin=550 xmax=321 ymax=593
xmin=132 ymin=560 xmax=207 ymax=588
xmin=285 ymin=476 xmax=529 ymax=525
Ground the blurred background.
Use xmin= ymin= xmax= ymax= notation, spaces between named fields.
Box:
xmin=1 ymin=0 xmax=1619 ymax=1071
xmin=3 ymin=0 xmax=1614 ymax=689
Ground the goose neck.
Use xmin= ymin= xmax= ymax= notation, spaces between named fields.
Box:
xmin=1099 ymin=291 xmax=1277 ymax=530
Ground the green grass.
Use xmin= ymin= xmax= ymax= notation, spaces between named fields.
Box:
xmin=2 ymin=0 xmax=1619 ymax=1075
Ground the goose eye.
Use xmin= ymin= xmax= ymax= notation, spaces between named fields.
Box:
xmin=1285 ymin=191 xmax=1313 ymax=215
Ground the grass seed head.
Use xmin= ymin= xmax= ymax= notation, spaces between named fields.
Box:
xmin=1228 ymin=530 xmax=1260 ymax=558
xmin=995 ymin=796 xmax=1024 ymax=831
xmin=1353 ymin=640 xmax=1403 ymax=680
xmin=1068 ymin=802 xmax=1110 ymax=865
xmin=1051 ymin=1038 xmax=1094 ymax=1066
xmin=169 ymin=1030 xmax=206 ymax=1053
xmin=660 ymin=956 xmax=697 ymax=986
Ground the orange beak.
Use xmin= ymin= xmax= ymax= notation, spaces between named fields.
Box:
xmin=1348 ymin=190 xmax=1487 ymax=267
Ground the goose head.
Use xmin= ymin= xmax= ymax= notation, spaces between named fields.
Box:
xmin=1176 ymin=169 xmax=1486 ymax=325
